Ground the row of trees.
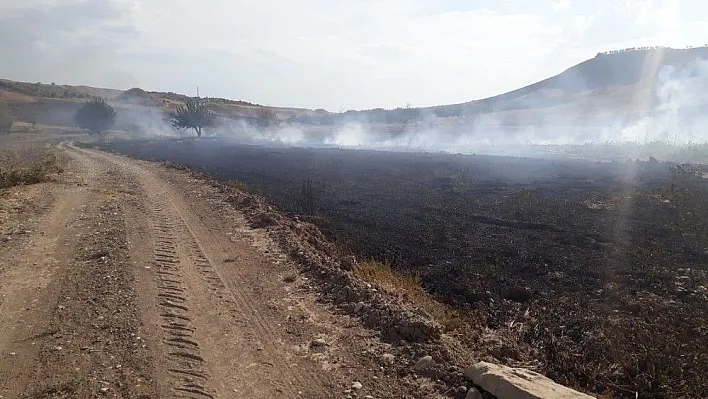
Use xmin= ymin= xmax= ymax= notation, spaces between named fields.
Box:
xmin=597 ymin=46 xmax=669 ymax=56
xmin=74 ymin=97 xmax=215 ymax=136
xmin=595 ymin=45 xmax=708 ymax=57
xmin=73 ymin=97 xmax=279 ymax=137
xmin=0 ymin=80 xmax=92 ymax=100
xmin=292 ymin=106 xmax=438 ymax=125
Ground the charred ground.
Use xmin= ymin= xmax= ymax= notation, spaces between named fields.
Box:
xmin=92 ymin=138 xmax=708 ymax=398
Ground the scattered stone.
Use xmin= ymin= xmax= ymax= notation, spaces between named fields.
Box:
xmin=100 ymin=387 xmax=109 ymax=393
xmin=465 ymin=387 xmax=482 ymax=399
xmin=354 ymin=302 xmax=365 ymax=314
xmin=413 ymin=355 xmax=435 ymax=372
xmin=465 ymin=362 xmax=594 ymax=399
xmin=310 ymin=338 xmax=327 ymax=347
xmin=340 ymin=256 xmax=358 ymax=271
xmin=381 ymin=353 xmax=395 ymax=364
xmin=351 ymin=381 xmax=363 ymax=390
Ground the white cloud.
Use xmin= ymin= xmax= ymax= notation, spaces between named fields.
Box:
xmin=0 ymin=0 xmax=705 ymax=110
xmin=551 ymin=0 xmax=572 ymax=12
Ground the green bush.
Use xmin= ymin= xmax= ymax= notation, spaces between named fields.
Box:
xmin=74 ymin=98 xmax=117 ymax=136
xmin=171 ymin=98 xmax=215 ymax=137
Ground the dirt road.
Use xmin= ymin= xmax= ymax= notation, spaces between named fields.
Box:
xmin=0 ymin=144 xmax=444 ymax=398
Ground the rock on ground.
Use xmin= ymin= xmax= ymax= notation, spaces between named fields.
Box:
xmin=465 ymin=362 xmax=594 ymax=399
xmin=466 ymin=388 xmax=483 ymax=399
xmin=413 ymin=355 xmax=435 ymax=372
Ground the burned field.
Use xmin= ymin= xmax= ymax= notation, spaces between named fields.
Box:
xmin=96 ymin=138 xmax=708 ymax=398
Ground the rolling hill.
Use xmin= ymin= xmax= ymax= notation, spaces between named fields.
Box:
xmin=2 ymin=45 xmax=708 ymax=134
xmin=422 ymin=46 xmax=708 ymax=124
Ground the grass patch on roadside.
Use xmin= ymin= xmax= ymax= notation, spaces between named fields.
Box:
xmin=0 ymin=145 xmax=67 ymax=190
xmin=355 ymin=260 xmax=467 ymax=332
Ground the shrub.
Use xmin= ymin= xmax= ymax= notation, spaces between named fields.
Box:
xmin=0 ymin=146 xmax=65 ymax=189
xmin=355 ymin=260 xmax=466 ymax=332
xmin=171 ymin=98 xmax=215 ymax=137
xmin=74 ymin=98 xmax=117 ymax=136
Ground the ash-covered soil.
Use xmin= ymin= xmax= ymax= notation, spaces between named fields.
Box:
xmin=94 ymin=138 xmax=708 ymax=398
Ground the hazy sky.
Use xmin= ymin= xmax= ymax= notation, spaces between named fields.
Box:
xmin=0 ymin=0 xmax=706 ymax=110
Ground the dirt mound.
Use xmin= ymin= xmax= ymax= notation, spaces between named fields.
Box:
xmin=116 ymin=87 xmax=162 ymax=107
xmin=219 ymin=185 xmax=443 ymax=344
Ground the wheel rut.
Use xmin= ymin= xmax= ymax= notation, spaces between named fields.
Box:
xmin=153 ymin=187 xmax=308 ymax=396
xmin=69 ymin=144 xmax=328 ymax=398
xmin=149 ymin=201 xmax=215 ymax=399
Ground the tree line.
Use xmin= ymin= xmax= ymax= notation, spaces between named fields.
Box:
xmin=72 ymin=97 xmax=279 ymax=137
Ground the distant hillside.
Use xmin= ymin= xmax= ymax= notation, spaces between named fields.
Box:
xmin=0 ymin=80 xmax=319 ymax=128
xmin=317 ymin=46 xmax=708 ymax=127
xmin=2 ymin=46 xmax=708 ymax=131
xmin=424 ymin=46 xmax=708 ymax=119
xmin=468 ymin=46 xmax=708 ymax=111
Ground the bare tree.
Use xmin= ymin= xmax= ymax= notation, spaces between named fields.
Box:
xmin=171 ymin=98 xmax=216 ymax=137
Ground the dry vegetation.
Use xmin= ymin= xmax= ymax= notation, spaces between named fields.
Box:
xmin=0 ymin=144 xmax=66 ymax=190
xmin=355 ymin=260 xmax=467 ymax=333
xmin=93 ymin=139 xmax=708 ymax=398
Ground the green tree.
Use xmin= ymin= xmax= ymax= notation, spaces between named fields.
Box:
xmin=171 ymin=98 xmax=215 ymax=137
xmin=74 ymin=98 xmax=117 ymax=136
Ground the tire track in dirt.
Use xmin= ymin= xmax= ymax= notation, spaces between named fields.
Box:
xmin=0 ymin=144 xmax=162 ymax=398
xmin=0 ymin=145 xmax=100 ymax=396
xmin=148 ymin=201 xmax=215 ymax=399
xmin=71 ymin=144 xmax=324 ymax=397
xmin=63 ymin=144 xmax=218 ymax=398
xmin=140 ymin=171 xmax=308 ymax=397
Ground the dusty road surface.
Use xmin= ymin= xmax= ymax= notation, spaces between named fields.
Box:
xmin=0 ymin=144 xmax=445 ymax=399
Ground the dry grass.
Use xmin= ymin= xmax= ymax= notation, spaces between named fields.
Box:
xmin=224 ymin=179 xmax=250 ymax=192
xmin=0 ymin=144 xmax=66 ymax=190
xmin=282 ymin=272 xmax=297 ymax=283
xmin=355 ymin=260 xmax=467 ymax=332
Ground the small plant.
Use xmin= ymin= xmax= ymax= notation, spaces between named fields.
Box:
xmin=171 ymin=98 xmax=216 ymax=137
xmin=224 ymin=179 xmax=249 ymax=191
xmin=354 ymin=260 xmax=466 ymax=332
xmin=74 ymin=98 xmax=117 ymax=136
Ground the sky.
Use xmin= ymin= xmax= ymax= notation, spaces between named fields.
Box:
xmin=0 ymin=0 xmax=706 ymax=110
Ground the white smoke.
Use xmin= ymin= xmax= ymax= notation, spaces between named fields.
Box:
xmin=119 ymin=59 xmax=708 ymax=159
xmin=618 ymin=60 xmax=708 ymax=144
